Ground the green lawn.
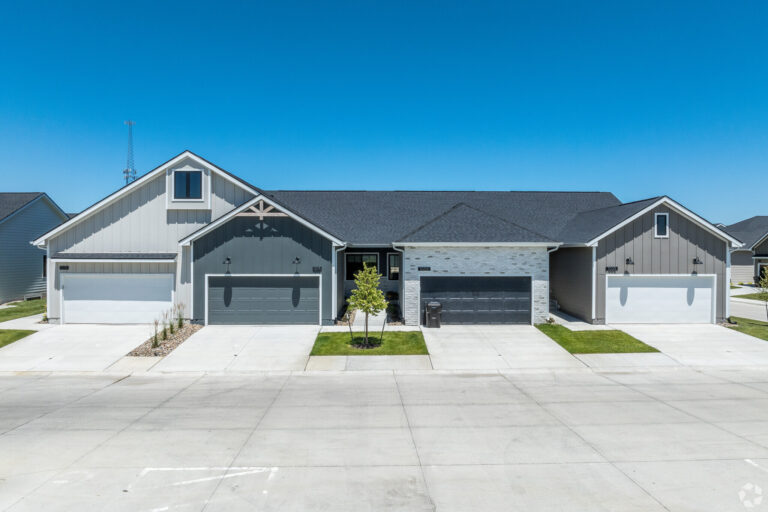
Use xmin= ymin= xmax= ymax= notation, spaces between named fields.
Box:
xmin=730 ymin=285 xmax=740 ymax=289
xmin=0 ymin=299 xmax=46 ymax=323
xmin=728 ymin=316 xmax=768 ymax=342
xmin=536 ymin=324 xmax=659 ymax=354
xmin=736 ymin=292 xmax=768 ymax=302
xmin=0 ymin=329 xmax=35 ymax=349
xmin=311 ymin=331 xmax=429 ymax=356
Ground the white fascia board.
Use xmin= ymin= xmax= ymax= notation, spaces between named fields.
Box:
xmin=179 ymin=194 xmax=344 ymax=246
xmin=400 ymin=242 xmax=560 ymax=247
xmin=3 ymin=195 xmax=65 ymax=230
xmin=585 ymin=197 xmax=743 ymax=248
xmin=32 ymin=151 xmax=260 ymax=247
xmin=750 ymin=231 xmax=768 ymax=251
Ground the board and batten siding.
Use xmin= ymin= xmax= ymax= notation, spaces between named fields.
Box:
xmin=731 ymin=250 xmax=756 ymax=284
xmin=46 ymin=159 xmax=255 ymax=321
xmin=0 ymin=197 xmax=67 ymax=303
xmin=594 ymin=205 xmax=728 ymax=323
xmin=549 ymin=247 xmax=592 ymax=321
xmin=192 ymin=216 xmax=334 ymax=325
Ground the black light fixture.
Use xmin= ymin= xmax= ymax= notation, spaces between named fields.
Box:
xmin=292 ymin=257 xmax=301 ymax=265
xmin=625 ymin=257 xmax=634 ymax=265
xmin=692 ymin=257 xmax=703 ymax=265
xmin=222 ymin=257 xmax=231 ymax=265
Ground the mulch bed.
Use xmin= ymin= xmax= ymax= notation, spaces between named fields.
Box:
xmin=128 ymin=323 xmax=203 ymax=357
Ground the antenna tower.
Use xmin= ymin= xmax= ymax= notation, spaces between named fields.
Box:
xmin=122 ymin=120 xmax=136 ymax=184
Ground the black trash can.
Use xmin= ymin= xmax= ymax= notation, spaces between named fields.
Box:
xmin=425 ymin=301 xmax=442 ymax=328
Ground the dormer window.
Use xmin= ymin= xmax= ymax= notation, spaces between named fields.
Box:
xmin=174 ymin=171 xmax=202 ymax=200
xmin=655 ymin=213 xmax=669 ymax=238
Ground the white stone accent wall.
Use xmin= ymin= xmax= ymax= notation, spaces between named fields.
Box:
xmin=402 ymin=246 xmax=550 ymax=325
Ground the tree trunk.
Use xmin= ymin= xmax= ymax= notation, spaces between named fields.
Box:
xmin=364 ymin=312 xmax=369 ymax=347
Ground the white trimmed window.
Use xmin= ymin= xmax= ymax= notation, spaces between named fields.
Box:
xmin=174 ymin=170 xmax=203 ymax=200
xmin=655 ymin=213 xmax=669 ymax=238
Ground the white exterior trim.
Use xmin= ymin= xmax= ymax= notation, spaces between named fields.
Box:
xmin=165 ymin=165 xmax=212 ymax=210
xmin=51 ymin=258 xmax=176 ymax=264
xmin=750 ymin=231 xmax=768 ymax=251
xmin=204 ymin=273 xmax=322 ymax=326
xmin=179 ymin=194 xmax=344 ymax=246
xmin=401 ymin=242 xmax=558 ymax=248
xmin=417 ymin=274 xmax=534 ymax=325
xmin=4 ymin=194 xmax=68 ymax=229
xmin=654 ymin=212 xmax=670 ymax=239
xmin=591 ymin=246 xmax=597 ymax=321
xmin=604 ymin=273 xmax=717 ymax=324
xmin=586 ymin=197 xmax=742 ymax=248
xmin=726 ymin=250 xmax=731 ymax=318
xmin=32 ymin=151 xmax=260 ymax=247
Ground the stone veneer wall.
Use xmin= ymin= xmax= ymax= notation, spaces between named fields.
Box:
xmin=401 ymin=246 xmax=550 ymax=326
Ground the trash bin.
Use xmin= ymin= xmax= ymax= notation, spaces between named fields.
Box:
xmin=425 ymin=301 xmax=442 ymax=328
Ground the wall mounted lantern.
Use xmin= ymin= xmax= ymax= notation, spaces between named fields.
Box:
xmin=625 ymin=257 xmax=634 ymax=265
xmin=692 ymin=257 xmax=703 ymax=265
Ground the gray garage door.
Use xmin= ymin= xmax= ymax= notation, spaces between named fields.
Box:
xmin=207 ymin=275 xmax=320 ymax=325
xmin=420 ymin=276 xmax=531 ymax=325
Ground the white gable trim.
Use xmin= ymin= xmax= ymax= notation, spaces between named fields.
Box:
xmin=750 ymin=231 xmax=768 ymax=251
xmin=585 ymin=197 xmax=743 ymax=248
xmin=178 ymin=194 xmax=344 ymax=246
xmin=400 ymin=242 xmax=557 ymax=247
xmin=2 ymin=194 xmax=68 ymax=228
xmin=32 ymin=151 xmax=259 ymax=247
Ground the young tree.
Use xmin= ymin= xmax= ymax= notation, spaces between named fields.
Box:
xmin=347 ymin=263 xmax=388 ymax=347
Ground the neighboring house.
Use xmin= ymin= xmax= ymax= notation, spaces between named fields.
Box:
xmin=0 ymin=193 xmax=69 ymax=304
xmin=32 ymin=151 xmax=742 ymax=326
xmin=723 ymin=216 xmax=768 ymax=284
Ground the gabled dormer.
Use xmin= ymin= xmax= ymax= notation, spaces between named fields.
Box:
xmin=165 ymin=161 xmax=212 ymax=210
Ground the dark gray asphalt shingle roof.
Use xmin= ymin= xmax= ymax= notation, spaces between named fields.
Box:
xmin=725 ymin=216 xmax=768 ymax=249
xmin=0 ymin=193 xmax=43 ymax=224
xmin=266 ymin=190 xmax=621 ymax=244
xmin=555 ymin=197 xmax=663 ymax=244
xmin=397 ymin=203 xmax=555 ymax=243
xmin=51 ymin=252 xmax=177 ymax=260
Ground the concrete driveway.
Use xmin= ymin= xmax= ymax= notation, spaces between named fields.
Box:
xmin=422 ymin=325 xmax=584 ymax=370
xmin=2 ymin=369 xmax=768 ymax=511
xmin=151 ymin=325 xmax=320 ymax=372
xmin=620 ymin=324 xmax=768 ymax=366
xmin=0 ymin=325 xmax=150 ymax=372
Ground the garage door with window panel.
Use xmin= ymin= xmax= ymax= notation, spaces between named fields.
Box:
xmin=61 ymin=273 xmax=174 ymax=324
xmin=419 ymin=276 xmax=531 ymax=325
xmin=606 ymin=274 xmax=715 ymax=324
xmin=207 ymin=275 xmax=320 ymax=325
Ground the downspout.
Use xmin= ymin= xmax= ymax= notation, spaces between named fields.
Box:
xmin=546 ymin=246 xmax=559 ymax=322
xmin=391 ymin=245 xmax=405 ymax=324
xmin=332 ymin=243 xmax=347 ymax=320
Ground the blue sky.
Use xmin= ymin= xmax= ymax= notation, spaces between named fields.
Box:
xmin=1 ymin=1 xmax=766 ymax=223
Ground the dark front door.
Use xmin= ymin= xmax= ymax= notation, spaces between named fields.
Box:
xmin=207 ymin=275 xmax=320 ymax=325
xmin=419 ymin=276 xmax=531 ymax=325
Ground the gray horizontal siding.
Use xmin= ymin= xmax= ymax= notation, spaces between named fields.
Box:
xmin=731 ymin=250 xmax=755 ymax=284
xmin=0 ymin=197 xmax=67 ymax=303
xmin=595 ymin=205 xmax=728 ymax=323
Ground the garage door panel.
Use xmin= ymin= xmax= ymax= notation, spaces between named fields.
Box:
xmin=62 ymin=274 xmax=174 ymax=324
xmin=606 ymin=275 xmax=714 ymax=324
xmin=207 ymin=276 xmax=319 ymax=325
xmin=420 ymin=276 xmax=531 ymax=325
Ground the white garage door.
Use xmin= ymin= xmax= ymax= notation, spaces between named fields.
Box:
xmin=61 ymin=274 xmax=174 ymax=324
xmin=606 ymin=275 xmax=715 ymax=324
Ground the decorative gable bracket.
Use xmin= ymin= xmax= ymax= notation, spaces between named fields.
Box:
xmin=236 ymin=199 xmax=289 ymax=220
